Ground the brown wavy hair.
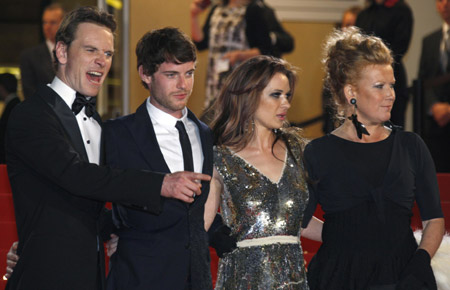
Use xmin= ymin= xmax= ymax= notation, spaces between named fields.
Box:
xmin=210 ymin=55 xmax=297 ymax=151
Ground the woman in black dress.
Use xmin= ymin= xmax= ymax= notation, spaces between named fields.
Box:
xmin=302 ymin=27 xmax=445 ymax=290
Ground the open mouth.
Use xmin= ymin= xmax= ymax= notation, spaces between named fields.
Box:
xmin=277 ymin=113 xmax=287 ymax=120
xmin=87 ymin=71 xmax=103 ymax=84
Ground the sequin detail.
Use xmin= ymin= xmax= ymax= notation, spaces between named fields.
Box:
xmin=213 ymin=132 xmax=309 ymax=290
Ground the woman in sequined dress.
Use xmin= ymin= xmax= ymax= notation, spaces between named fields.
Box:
xmin=302 ymin=28 xmax=445 ymax=290
xmin=204 ymin=55 xmax=323 ymax=289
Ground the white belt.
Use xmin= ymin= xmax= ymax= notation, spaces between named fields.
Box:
xmin=237 ymin=235 xmax=299 ymax=248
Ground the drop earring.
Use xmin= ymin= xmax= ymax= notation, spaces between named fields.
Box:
xmin=348 ymin=98 xmax=370 ymax=139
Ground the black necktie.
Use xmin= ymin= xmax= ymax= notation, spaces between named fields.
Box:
xmin=175 ymin=121 xmax=194 ymax=172
xmin=72 ymin=93 xmax=96 ymax=117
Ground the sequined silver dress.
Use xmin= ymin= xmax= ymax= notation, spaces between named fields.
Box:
xmin=213 ymin=132 xmax=310 ymax=290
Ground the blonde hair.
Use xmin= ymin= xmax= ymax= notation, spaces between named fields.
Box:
xmin=323 ymin=27 xmax=393 ymax=119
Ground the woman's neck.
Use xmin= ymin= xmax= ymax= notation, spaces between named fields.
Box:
xmin=246 ymin=126 xmax=277 ymax=152
xmin=333 ymin=120 xmax=391 ymax=143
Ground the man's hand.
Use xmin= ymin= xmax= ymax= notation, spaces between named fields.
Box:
xmin=4 ymin=241 xmax=19 ymax=280
xmin=431 ymin=102 xmax=450 ymax=127
xmin=106 ymin=234 xmax=118 ymax=257
xmin=161 ymin=171 xmax=211 ymax=203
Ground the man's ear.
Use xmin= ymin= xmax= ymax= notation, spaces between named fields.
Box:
xmin=138 ymin=65 xmax=152 ymax=87
xmin=55 ymin=41 xmax=68 ymax=65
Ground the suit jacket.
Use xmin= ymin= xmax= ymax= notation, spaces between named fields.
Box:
xmin=104 ymin=101 xmax=214 ymax=290
xmin=259 ymin=0 xmax=294 ymax=57
xmin=6 ymin=85 xmax=165 ymax=290
xmin=0 ymin=95 xmax=20 ymax=163
xmin=418 ymin=28 xmax=450 ymax=172
xmin=20 ymin=42 xmax=55 ymax=99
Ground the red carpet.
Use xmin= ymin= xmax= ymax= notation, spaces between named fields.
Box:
xmin=0 ymin=165 xmax=449 ymax=289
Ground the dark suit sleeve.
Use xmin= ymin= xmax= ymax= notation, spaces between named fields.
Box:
xmin=245 ymin=3 xmax=272 ymax=55
xmin=20 ymin=50 xmax=38 ymax=99
xmin=418 ymin=37 xmax=428 ymax=81
xmin=6 ymin=100 xmax=164 ymax=214
xmin=262 ymin=4 xmax=294 ymax=57
xmin=194 ymin=5 xmax=217 ymax=51
xmin=389 ymin=5 xmax=413 ymax=60
xmin=418 ymin=33 xmax=441 ymax=109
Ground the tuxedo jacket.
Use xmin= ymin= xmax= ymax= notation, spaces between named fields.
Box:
xmin=104 ymin=101 xmax=214 ymax=290
xmin=418 ymin=28 xmax=450 ymax=172
xmin=20 ymin=42 xmax=55 ymax=99
xmin=0 ymin=95 xmax=20 ymax=163
xmin=5 ymin=85 xmax=165 ymax=290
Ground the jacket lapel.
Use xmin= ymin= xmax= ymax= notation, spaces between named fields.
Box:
xmin=127 ymin=102 xmax=171 ymax=173
xmin=37 ymin=85 xmax=90 ymax=162
xmin=93 ymin=112 xmax=105 ymax=165
xmin=187 ymin=109 xmax=212 ymax=176
xmin=187 ymin=109 xmax=213 ymax=208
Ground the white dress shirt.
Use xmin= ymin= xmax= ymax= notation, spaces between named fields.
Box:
xmin=441 ymin=22 xmax=450 ymax=72
xmin=49 ymin=77 xmax=101 ymax=165
xmin=146 ymin=97 xmax=203 ymax=173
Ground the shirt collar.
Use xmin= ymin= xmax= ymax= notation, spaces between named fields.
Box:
xmin=49 ymin=76 xmax=77 ymax=109
xmin=146 ymin=97 xmax=189 ymax=129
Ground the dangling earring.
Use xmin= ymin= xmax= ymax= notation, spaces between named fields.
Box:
xmin=348 ymin=98 xmax=370 ymax=139
xmin=244 ymin=119 xmax=255 ymax=134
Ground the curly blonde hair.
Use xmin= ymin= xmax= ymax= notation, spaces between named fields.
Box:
xmin=323 ymin=27 xmax=393 ymax=119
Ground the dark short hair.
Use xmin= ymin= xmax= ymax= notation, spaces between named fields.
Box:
xmin=53 ymin=6 xmax=116 ymax=68
xmin=43 ymin=2 xmax=66 ymax=15
xmin=136 ymin=27 xmax=197 ymax=88
xmin=0 ymin=73 xmax=18 ymax=93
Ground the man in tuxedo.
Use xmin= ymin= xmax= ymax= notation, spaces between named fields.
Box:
xmin=0 ymin=73 xmax=20 ymax=163
xmin=418 ymin=0 xmax=450 ymax=172
xmin=104 ymin=27 xmax=214 ymax=290
xmin=5 ymin=7 xmax=210 ymax=290
xmin=20 ymin=3 xmax=65 ymax=99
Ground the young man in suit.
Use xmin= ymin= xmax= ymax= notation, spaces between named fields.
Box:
xmin=0 ymin=73 xmax=20 ymax=163
xmin=418 ymin=0 xmax=450 ymax=172
xmin=20 ymin=3 xmax=65 ymax=99
xmin=5 ymin=8 xmax=210 ymax=290
xmin=104 ymin=27 xmax=214 ymax=290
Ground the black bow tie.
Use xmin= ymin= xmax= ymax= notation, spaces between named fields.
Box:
xmin=72 ymin=93 xmax=96 ymax=117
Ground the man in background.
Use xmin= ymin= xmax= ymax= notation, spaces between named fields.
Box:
xmin=0 ymin=73 xmax=20 ymax=163
xmin=418 ymin=0 xmax=450 ymax=172
xmin=20 ymin=3 xmax=65 ymax=99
